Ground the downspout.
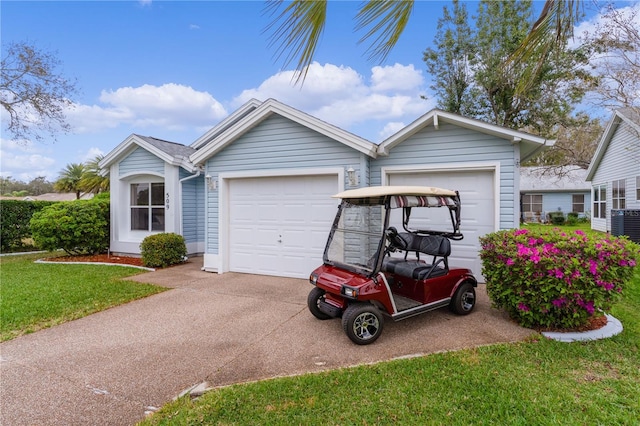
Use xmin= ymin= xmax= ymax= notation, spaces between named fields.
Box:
xmin=178 ymin=167 xmax=202 ymax=236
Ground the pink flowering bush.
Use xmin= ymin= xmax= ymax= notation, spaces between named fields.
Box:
xmin=480 ymin=228 xmax=639 ymax=329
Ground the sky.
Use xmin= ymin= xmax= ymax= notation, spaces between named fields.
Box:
xmin=0 ymin=0 xmax=635 ymax=183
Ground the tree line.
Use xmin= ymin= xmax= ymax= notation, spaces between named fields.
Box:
xmin=0 ymin=154 xmax=108 ymax=198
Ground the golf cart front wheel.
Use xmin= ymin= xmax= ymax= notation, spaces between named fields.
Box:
xmin=307 ymin=287 xmax=332 ymax=320
xmin=449 ymin=282 xmax=476 ymax=315
xmin=342 ymin=303 xmax=384 ymax=345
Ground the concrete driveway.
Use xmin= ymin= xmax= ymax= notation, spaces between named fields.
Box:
xmin=0 ymin=261 xmax=533 ymax=425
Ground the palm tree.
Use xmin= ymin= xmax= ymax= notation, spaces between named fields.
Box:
xmin=80 ymin=154 xmax=109 ymax=194
xmin=266 ymin=0 xmax=582 ymax=89
xmin=53 ymin=163 xmax=85 ymax=199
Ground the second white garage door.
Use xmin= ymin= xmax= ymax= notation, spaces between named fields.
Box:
xmin=388 ymin=170 xmax=496 ymax=280
xmin=228 ymin=174 xmax=339 ymax=279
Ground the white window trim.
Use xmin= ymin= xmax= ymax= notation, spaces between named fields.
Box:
xmin=522 ymin=193 xmax=543 ymax=213
xmin=612 ymin=179 xmax=626 ymax=210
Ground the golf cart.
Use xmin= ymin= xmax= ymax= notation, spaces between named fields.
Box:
xmin=308 ymin=186 xmax=478 ymax=345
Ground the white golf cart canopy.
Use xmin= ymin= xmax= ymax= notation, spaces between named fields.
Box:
xmin=333 ymin=185 xmax=457 ymax=199
xmin=333 ymin=186 xmax=459 ymax=209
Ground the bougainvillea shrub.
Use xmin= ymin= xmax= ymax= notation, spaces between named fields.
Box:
xmin=480 ymin=228 xmax=639 ymax=329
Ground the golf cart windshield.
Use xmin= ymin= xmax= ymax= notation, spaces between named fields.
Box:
xmin=323 ymin=186 xmax=462 ymax=275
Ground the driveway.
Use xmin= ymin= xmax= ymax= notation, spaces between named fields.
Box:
xmin=0 ymin=261 xmax=533 ymax=425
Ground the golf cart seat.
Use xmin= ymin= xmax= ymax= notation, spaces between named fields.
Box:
xmin=383 ymin=233 xmax=451 ymax=280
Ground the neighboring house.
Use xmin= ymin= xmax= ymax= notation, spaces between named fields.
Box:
xmin=586 ymin=108 xmax=640 ymax=233
xmin=519 ymin=167 xmax=591 ymax=222
xmin=100 ymin=98 xmax=553 ymax=280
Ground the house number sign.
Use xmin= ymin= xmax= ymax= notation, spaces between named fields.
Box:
xmin=166 ymin=192 xmax=170 ymax=210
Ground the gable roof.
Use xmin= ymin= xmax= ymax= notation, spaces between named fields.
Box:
xmin=190 ymin=98 xmax=377 ymax=164
xmin=99 ymin=134 xmax=197 ymax=175
xmin=377 ymin=109 xmax=554 ymax=161
xmin=520 ymin=166 xmax=590 ymax=192
xmin=586 ymin=108 xmax=640 ymax=181
xmin=190 ymin=98 xmax=262 ymax=150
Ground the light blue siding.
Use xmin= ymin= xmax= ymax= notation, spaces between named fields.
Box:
xmin=204 ymin=114 xmax=364 ymax=254
xmin=181 ymin=169 xmax=205 ymax=248
xmin=541 ymin=192 xmax=591 ymax=218
xmin=119 ymin=147 xmax=164 ymax=176
xmin=372 ymin=123 xmax=516 ymax=230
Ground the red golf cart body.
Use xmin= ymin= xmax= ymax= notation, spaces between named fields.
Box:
xmin=308 ymin=186 xmax=478 ymax=344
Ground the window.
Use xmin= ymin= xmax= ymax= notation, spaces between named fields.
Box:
xmin=593 ymin=185 xmax=606 ymax=219
xmin=636 ymin=176 xmax=640 ymax=201
xmin=572 ymin=194 xmax=584 ymax=213
xmin=131 ymin=182 xmax=165 ymax=231
xmin=522 ymin=194 xmax=543 ymax=213
xmin=612 ymin=179 xmax=626 ymax=209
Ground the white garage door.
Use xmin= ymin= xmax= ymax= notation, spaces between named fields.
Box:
xmin=228 ymin=174 xmax=339 ymax=278
xmin=388 ymin=170 xmax=495 ymax=280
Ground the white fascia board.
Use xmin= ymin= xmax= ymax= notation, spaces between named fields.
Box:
xmin=378 ymin=110 xmax=438 ymax=156
xmin=377 ymin=109 xmax=551 ymax=156
xmin=99 ymin=134 xmax=179 ymax=173
xmin=586 ymin=111 xmax=620 ymax=181
xmin=99 ymin=134 xmax=140 ymax=170
xmin=266 ymin=100 xmax=377 ymax=157
xmin=190 ymin=99 xmax=263 ymax=150
xmin=190 ymin=98 xmax=377 ymax=164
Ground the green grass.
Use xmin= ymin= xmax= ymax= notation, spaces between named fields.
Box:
xmin=0 ymin=252 xmax=167 ymax=341
xmin=141 ymin=248 xmax=640 ymax=425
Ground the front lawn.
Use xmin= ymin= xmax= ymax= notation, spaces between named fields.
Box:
xmin=0 ymin=252 xmax=166 ymax=341
xmin=141 ymin=240 xmax=640 ymax=425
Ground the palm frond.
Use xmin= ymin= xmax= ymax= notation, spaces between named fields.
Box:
xmin=355 ymin=0 xmax=414 ymax=63
xmin=264 ymin=0 xmax=328 ymax=84
xmin=511 ymin=0 xmax=583 ymax=94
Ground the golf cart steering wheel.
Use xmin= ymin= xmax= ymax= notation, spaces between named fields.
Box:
xmin=385 ymin=227 xmax=408 ymax=251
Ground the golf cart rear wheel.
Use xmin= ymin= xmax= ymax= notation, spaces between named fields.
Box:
xmin=450 ymin=282 xmax=476 ymax=315
xmin=342 ymin=303 xmax=384 ymax=345
xmin=307 ymin=287 xmax=332 ymax=320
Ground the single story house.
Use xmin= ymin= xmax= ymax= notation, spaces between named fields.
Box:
xmin=586 ymin=108 xmax=640 ymax=234
xmin=520 ymin=166 xmax=591 ymax=222
xmin=100 ymin=98 xmax=554 ymax=280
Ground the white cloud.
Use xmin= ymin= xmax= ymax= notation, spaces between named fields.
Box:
xmin=0 ymin=138 xmax=57 ymax=181
xmin=66 ymin=83 xmax=228 ymax=134
xmin=370 ymin=64 xmax=424 ymax=93
xmin=232 ymin=62 xmax=428 ymax=139
xmin=189 ymin=24 xmax=200 ymax=30
xmin=80 ymin=147 xmax=105 ymax=163
xmin=378 ymin=121 xmax=406 ymax=140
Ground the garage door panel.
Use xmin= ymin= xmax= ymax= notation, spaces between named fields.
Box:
xmin=229 ymin=175 xmax=338 ymax=279
xmin=388 ymin=170 xmax=495 ymax=280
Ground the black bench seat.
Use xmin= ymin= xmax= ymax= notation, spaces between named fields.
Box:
xmin=382 ymin=233 xmax=450 ymax=280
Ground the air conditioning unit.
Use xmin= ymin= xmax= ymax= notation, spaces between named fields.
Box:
xmin=611 ymin=209 xmax=640 ymax=243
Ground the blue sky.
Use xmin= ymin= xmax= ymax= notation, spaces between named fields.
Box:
xmin=0 ymin=0 xmax=631 ymax=183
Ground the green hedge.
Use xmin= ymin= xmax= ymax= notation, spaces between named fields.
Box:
xmin=0 ymin=200 xmax=56 ymax=252
xmin=140 ymin=233 xmax=187 ymax=268
xmin=30 ymin=199 xmax=110 ymax=255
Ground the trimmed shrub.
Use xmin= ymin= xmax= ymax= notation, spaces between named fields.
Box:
xmin=480 ymin=228 xmax=639 ymax=329
xmin=140 ymin=233 xmax=187 ymax=268
xmin=0 ymin=200 xmax=56 ymax=252
xmin=30 ymin=200 xmax=109 ymax=255
xmin=566 ymin=212 xmax=579 ymax=226
xmin=547 ymin=211 xmax=565 ymax=225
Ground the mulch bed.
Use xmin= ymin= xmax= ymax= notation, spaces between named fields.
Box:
xmin=533 ymin=314 xmax=608 ymax=333
xmin=42 ymin=253 xmax=146 ymax=267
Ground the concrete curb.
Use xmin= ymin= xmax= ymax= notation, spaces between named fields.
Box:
xmin=542 ymin=314 xmax=623 ymax=342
